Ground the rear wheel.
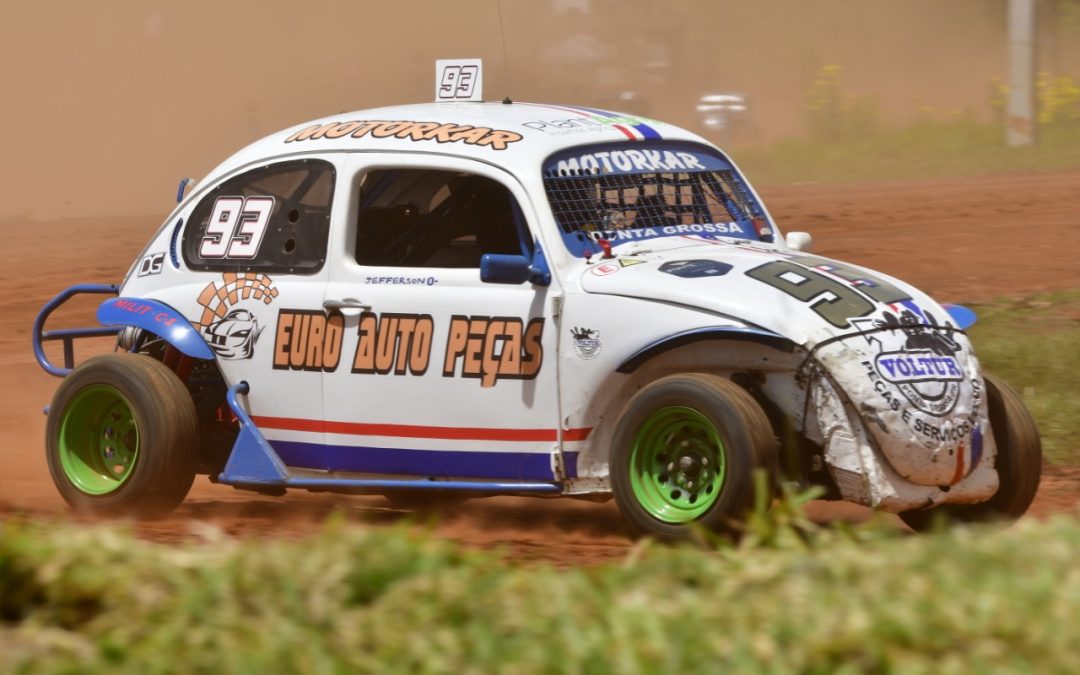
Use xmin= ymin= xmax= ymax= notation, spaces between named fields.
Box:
xmin=46 ymin=353 xmax=199 ymax=517
xmin=610 ymin=373 xmax=777 ymax=540
xmin=899 ymin=372 xmax=1041 ymax=531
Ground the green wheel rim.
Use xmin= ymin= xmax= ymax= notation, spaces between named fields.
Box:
xmin=58 ymin=385 xmax=140 ymax=495
xmin=628 ymin=406 xmax=727 ymax=523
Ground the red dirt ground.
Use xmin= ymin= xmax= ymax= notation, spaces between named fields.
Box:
xmin=2 ymin=169 xmax=1078 ymax=565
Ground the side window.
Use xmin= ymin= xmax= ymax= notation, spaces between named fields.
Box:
xmin=354 ymin=168 xmax=530 ymax=268
xmin=183 ymin=159 xmax=335 ymax=274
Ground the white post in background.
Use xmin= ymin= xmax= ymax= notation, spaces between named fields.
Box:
xmin=1007 ymin=0 xmax=1037 ymax=146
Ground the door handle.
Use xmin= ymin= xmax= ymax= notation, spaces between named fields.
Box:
xmin=323 ymin=297 xmax=372 ymax=311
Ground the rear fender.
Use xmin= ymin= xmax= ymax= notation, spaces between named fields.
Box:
xmin=98 ymin=297 xmax=214 ymax=360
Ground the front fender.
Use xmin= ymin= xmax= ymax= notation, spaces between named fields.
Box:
xmin=616 ymin=326 xmax=797 ymax=374
xmin=97 ymin=296 xmax=214 ymax=360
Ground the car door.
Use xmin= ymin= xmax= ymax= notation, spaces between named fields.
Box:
xmin=312 ymin=153 xmax=566 ymax=482
xmin=173 ymin=155 xmax=343 ymax=454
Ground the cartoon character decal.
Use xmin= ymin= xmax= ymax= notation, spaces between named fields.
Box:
xmin=204 ymin=309 xmax=261 ymax=359
xmin=196 ymin=272 xmax=279 ymax=360
xmin=874 ymin=307 xmax=961 ymax=357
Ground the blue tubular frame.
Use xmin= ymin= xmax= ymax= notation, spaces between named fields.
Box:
xmin=32 ymin=284 xmax=121 ymax=377
xmin=219 ymin=382 xmax=563 ymax=494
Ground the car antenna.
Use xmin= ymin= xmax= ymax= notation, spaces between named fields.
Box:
xmin=495 ymin=0 xmax=512 ymax=102
xmin=176 ymin=177 xmax=192 ymax=203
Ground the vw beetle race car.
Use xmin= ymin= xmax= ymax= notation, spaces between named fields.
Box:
xmin=33 ymin=61 xmax=1041 ymax=538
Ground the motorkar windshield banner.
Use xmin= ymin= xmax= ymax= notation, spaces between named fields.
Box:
xmin=545 ymin=144 xmax=732 ymax=177
xmin=542 ymin=141 xmax=769 ymax=256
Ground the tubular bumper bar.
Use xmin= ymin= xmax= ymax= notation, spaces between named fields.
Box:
xmin=32 ymin=284 xmax=121 ymax=377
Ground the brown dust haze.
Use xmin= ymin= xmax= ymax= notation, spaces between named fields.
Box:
xmin=1 ymin=0 xmax=1076 ymax=221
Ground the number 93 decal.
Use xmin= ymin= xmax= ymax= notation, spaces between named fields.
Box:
xmin=199 ymin=196 xmax=275 ymax=260
xmin=746 ymin=256 xmax=909 ymax=328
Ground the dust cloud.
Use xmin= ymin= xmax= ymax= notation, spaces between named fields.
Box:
xmin=0 ymin=0 xmax=1075 ymax=221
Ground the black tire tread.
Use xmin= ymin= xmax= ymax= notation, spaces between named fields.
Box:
xmin=46 ymin=353 xmax=199 ymax=517
xmin=980 ymin=372 xmax=1042 ymax=517
xmin=899 ymin=371 xmax=1041 ymax=531
xmin=610 ymin=373 xmax=778 ymax=540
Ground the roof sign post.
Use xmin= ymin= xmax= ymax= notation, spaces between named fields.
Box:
xmin=435 ymin=59 xmax=483 ymax=102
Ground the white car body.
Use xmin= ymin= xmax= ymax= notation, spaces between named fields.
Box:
xmin=105 ymin=98 xmax=996 ymax=513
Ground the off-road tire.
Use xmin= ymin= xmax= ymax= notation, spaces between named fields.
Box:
xmin=46 ymin=353 xmax=199 ymax=517
xmin=610 ymin=373 xmax=778 ymax=541
xmin=899 ymin=372 xmax=1041 ymax=531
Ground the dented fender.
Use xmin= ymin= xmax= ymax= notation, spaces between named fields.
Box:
xmin=807 ymin=367 xmax=999 ymax=512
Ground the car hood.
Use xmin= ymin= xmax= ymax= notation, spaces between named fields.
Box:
xmin=579 ymin=241 xmax=944 ymax=345
xmin=581 ymin=240 xmax=988 ymax=487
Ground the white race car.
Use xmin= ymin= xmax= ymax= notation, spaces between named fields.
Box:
xmin=33 ymin=61 xmax=1040 ymax=538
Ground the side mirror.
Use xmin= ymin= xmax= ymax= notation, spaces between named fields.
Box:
xmin=480 ymin=254 xmax=532 ymax=284
xmin=480 ymin=250 xmax=552 ymax=286
xmin=785 ymin=231 xmax=813 ymax=252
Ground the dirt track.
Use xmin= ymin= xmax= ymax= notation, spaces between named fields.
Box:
xmin=3 ymin=170 xmax=1078 ymax=565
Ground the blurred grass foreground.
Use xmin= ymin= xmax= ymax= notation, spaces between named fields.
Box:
xmin=2 ymin=511 xmax=1079 ymax=674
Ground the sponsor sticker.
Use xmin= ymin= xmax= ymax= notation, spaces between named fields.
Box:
xmin=659 ymin=259 xmax=733 ymax=278
xmin=857 ymin=306 xmax=981 ymax=429
xmin=523 ymin=114 xmax=658 ymax=136
xmin=580 ymin=222 xmax=746 ymax=244
xmin=874 ymin=352 xmax=963 ymax=385
xmin=551 ymin=148 xmax=715 ymax=175
xmin=570 ymin=326 xmax=602 ymax=360
xmin=443 ymin=316 xmax=544 ymax=388
xmin=137 ymin=252 xmax=165 ymax=277
xmin=271 ymin=309 xmax=544 ymax=388
xmin=284 ymin=120 xmax=522 ymax=151
xmin=867 ymin=307 xmax=964 ymax=417
xmin=590 ymin=263 xmax=621 ymax=276
xmin=273 ymin=309 xmax=346 ymax=372
xmin=195 ymin=273 xmax=279 ymax=360
xmin=854 ymin=305 xmax=983 ymax=482
xmin=353 ymin=312 xmax=436 ymax=377
xmin=364 ymin=275 xmax=439 ymax=286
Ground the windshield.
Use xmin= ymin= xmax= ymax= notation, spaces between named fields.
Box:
xmin=542 ymin=141 xmax=773 ymax=257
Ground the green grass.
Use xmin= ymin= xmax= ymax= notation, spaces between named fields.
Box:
xmin=732 ymin=121 xmax=1080 ymax=185
xmin=967 ymin=289 xmax=1080 ymax=466
xmin=1 ymin=511 xmax=1079 ymax=674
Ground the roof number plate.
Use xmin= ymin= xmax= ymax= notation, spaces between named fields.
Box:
xmin=435 ymin=59 xmax=483 ymax=102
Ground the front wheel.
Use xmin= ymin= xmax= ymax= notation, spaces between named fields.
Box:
xmin=610 ymin=373 xmax=778 ymax=541
xmin=899 ymin=371 xmax=1042 ymax=531
xmin=46 ymin=353 xmax=199 ymax=517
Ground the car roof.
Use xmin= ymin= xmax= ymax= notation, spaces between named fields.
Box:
xmin=199 ymin=101 xmax=712 ymax=186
